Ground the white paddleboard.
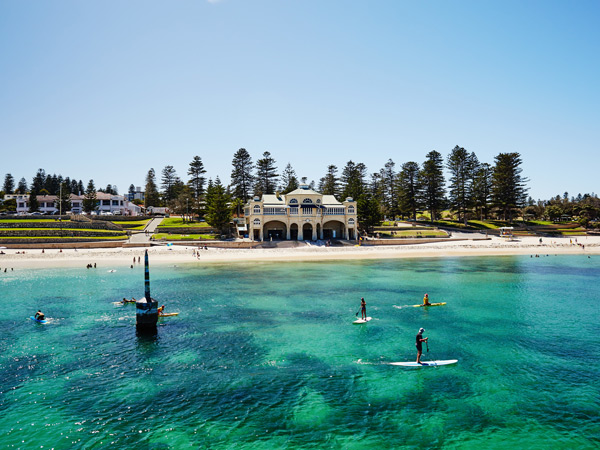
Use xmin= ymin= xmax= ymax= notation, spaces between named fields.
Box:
xmin=353 ymin=317 xmax=372 ymax=324
xmin=390 ymin=360 xmax=457 ymax=367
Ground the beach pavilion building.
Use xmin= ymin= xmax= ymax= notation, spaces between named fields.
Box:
xmin=244 ymin=184 xmax=358 ymax=241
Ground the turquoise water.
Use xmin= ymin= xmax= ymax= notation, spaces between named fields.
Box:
xmin=1 ymin=255 xmax=599 ymax=449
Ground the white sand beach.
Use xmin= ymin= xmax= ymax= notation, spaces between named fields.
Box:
xmin=0 ymin=235 xmax=598 ymax=270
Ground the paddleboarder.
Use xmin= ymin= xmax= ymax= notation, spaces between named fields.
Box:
xmin=423 ymin=293 xmax=431 ymax=306
xmin=360 ymin=297 xmax=367 ymax=320
xmin=34 ymin=310 xmax=45 ymax=321
xmin=416 ymin=328 xmax=428 ymax=364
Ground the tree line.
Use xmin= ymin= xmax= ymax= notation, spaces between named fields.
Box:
xmin=4 ymin=146 xmax=599 ymax=232
xmin=137 ymin=147 xmax=530 ymax=233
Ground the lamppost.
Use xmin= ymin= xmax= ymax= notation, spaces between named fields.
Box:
xmin=59 ymin=184 xmax=63 ymax=237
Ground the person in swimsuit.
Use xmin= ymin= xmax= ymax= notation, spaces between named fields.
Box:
xmin=416 ymin=328 xmax=428 ymax=364
xmin=360 ymin=297 xmax=367 ymax=320
xmin=158 ymin=305 xmax=165 ymax=315
xmin=34 ymin=310 xmax=45 ymax=321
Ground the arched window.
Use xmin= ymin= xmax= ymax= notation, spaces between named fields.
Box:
xmin=316 ymin=199 xmax=321 ymax=204
xmin=289 ymin=198 xmax=298 ymax=204
xmin=348 ymin=218 xmax=355 ymax=225
xmin=348 ymin=206 xmax=355 ymax=214
xmin=253 ymin=218 xmax=261 ymax=225
xmin=253 ymin=205 xmax=261 ymax=214
xmin=302 ymin=198 xmax=313 ymax=204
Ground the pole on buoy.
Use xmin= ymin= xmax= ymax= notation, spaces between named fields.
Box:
xmin=136 ymin=250 xmax=158 ymax=330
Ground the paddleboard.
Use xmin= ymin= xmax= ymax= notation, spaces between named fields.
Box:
xmin=30 ymin=316 xmax=47 ymax=324
xmin=353 ymin=317 xmax=372 ymax=324
xmin=159 ymin=312 xmax=179 ymax=317
xmin=412 ymin=302 xmax=446 ymax=308
xmin=390 ymin=359 xmax=457 ymax=367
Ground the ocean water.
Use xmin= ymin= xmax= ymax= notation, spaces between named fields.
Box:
xmin=0 ymin=255 xmax=598 ymax=449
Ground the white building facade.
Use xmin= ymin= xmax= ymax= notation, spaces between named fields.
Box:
xmin=6 ymin=193 xmax=139 ymax=215
xmin=244 ymin=184 xmax=358 ymax=241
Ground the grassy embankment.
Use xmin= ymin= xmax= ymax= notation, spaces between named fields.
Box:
xmin=153 ymin=217 xmax=215 ymax=240
xmin=384 ymin=217 xmax=587 ymax=236
xmin=0 ymin=219 xmax=127 ymax=242
xmin=117 ymin=219 xmax=151 ymax=231
xmin=158 ymin=218 xmax=210 ymax=228
xmin=152 ymin=233 xmax=217 ymax=241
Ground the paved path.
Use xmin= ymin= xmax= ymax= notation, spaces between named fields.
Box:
xmin=127 ymin=218 xmax=163 ymax=245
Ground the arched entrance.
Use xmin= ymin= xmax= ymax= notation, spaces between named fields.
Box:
xmin=323 ymin=220 xmax=345 ymax=239
xmin=302 ymin=223 xmax=313 ymax=241
xmin=290 ymin=223 xmax=299 ymax=240
xmin=263 ymin=220 xmax=287 ymax=240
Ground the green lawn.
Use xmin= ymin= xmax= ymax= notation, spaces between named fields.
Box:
xmin=525 ymin=220 xmax=554 ymax=226
xmin=116 ymin=220 xmax=151 ymax=226
xmin=0 ymin=235 xmax=128 ymax=240
xmin=0 ymin=219 xmax=72 ymax=224
xmin=116 ymin=220 xmax=151 ymax=230
xmin=466 ymin=220 xmax=507 ymax=229
xmin=152 ymin=233 xmax=217 ymax=240
xmin=379 ymin=230 xmax=447 ymax=238
xmin=158 ymin=218 xmax=210 ymax=228
xmin=0 ymin=228 xmax=123 ymax=232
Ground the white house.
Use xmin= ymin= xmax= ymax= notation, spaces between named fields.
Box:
xmin=5 ymin=193 xmax=140 ymax=216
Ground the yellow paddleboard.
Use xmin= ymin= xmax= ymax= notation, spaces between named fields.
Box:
xmin=411 ymin=302 xmax=446 ymax=308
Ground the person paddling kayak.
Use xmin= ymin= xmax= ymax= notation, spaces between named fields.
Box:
xmin=416 ymin=328 xmax=428 ymax=364
xmin=34 ymin=310 xmax=45 ymax=321
xmin=360 ymin=297 xmax=367 ymax=320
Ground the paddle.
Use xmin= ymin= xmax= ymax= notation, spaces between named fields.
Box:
xmin=426 ymin=339 xmax=429 ymax=353
xmin=355 ymin=308 xmax=361 ymax=317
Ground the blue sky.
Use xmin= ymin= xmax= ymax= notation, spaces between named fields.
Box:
xmin=1 ymin=0 xmax=599 ymax=200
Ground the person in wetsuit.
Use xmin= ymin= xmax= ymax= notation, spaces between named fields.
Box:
xmin=416 ymin=327 xmax=428 ymax=364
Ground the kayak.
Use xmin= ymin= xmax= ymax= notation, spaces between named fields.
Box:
xmin=159 ymin=312 xmax=179 ymax=317
xmin=412 ymin=302 xmax=446 ymax=308
xmin=30 ymin=316 xmax=47 ymax=324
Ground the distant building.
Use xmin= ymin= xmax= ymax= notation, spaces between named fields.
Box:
xmin=5 ymin=193 xmax=140 ymax=216
xmin=244 ymin=184 xmax=358 ymax=241
xmin=127 ymin=186 xmax=145 ymax=202
xmin=95 ymin=192 xmax=127 ymax=214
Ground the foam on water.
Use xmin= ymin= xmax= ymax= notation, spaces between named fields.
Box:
xmin=0 ymin=255 xmax=598 ymax=449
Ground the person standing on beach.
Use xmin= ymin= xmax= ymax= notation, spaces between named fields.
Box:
xmin=360 ymin=297 xmax=367 ymax=320
xmin=416 ymin=328 xmax=428 ymax=364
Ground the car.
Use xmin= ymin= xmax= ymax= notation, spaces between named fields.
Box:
xmin=31 ymin=212 xmax=42 ymax=216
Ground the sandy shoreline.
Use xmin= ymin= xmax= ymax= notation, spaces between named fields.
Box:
xmin=0 ymin=235 xmax=597 ymax=269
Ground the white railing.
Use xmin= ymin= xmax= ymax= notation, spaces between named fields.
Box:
xmin=264 ymin=207 xmax=286 ymax=215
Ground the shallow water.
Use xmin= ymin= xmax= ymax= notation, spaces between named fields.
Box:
xmin=1 ymin=255 xmax=599 ymax=449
